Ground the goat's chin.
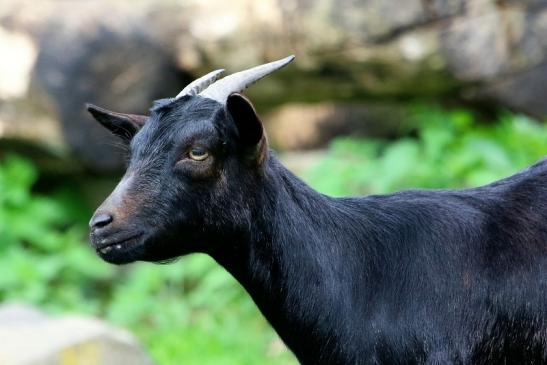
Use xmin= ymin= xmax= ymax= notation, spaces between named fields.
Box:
xmin=97 ymin=241 xmax=146 ymax=265
xmin=96 ymin=233 xmax=153 ymax=265
xmin=153 ymin=256 xmax=182 ymax=265
xmin=95 ymin=231 xmax=197 ymax=265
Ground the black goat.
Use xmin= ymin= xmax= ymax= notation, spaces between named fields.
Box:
xmin=88 ymin=56 xmax=547 ymax=364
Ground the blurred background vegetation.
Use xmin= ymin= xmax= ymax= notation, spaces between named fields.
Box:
xmin=2 ymin=0 xmax=547 ymax=364
xmin=3 ymin=108 xmax=547 ymax=364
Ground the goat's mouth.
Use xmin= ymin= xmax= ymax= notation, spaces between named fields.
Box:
xmin=94 ymin=233 xmax=145 ymax=264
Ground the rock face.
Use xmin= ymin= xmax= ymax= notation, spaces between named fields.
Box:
xmin=264 ymin=102 xmax=407 ymax=150
xmin=0 ymin=1 xmax=189 ymax=171
xmin=1 ymin=0 xmax=547 ymax=168
xmin=0 ymin=303 xmax=154 ymax=365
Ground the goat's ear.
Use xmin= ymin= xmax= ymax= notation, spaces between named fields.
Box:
xmin=86 ymin=103 xmax=147 ymax=141
xmin=226 ymin=93 xmax=268 ymax=166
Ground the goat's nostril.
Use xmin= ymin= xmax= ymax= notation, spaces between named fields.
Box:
xmin=90 ymin=213 xmax=113 ymax=229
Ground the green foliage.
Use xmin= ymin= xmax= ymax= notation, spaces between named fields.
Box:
xmin=0 ymin=155 xmax=115 ymax=312
xmin=0 ymin=154 xmax=295 ymax=364
xmin=105 ymin=257 xmax=294 ymax=364
xmin=306 ymin=106 xmax=547 ymax=196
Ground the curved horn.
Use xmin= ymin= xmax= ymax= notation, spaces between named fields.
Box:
xmin=199 ymin=55 xmax=295 ymax=104
xmin=175 ymin=69 xmax=225 ymax=99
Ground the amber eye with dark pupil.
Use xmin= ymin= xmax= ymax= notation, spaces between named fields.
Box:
xmin=189 ymin=147 xmax=209 ymax=161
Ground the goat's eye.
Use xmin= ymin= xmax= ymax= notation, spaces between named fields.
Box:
xmin=189 ymin=147 xmax=209 ymax=161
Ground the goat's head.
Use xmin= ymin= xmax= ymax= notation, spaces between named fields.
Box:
xmin=87 ymin=56 xmax=294 ymax=264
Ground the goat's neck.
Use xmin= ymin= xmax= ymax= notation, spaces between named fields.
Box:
xmin=211 ymin=160 xmax=362 ymax=361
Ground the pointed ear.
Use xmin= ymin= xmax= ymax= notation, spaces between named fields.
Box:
xmin=226 ymin=93 xmax=268 ymax=166
xmin=86 ymin=103 xmax=147 ymax=141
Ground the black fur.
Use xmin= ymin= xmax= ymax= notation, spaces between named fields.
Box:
xmin=88 ymin=94 xmax=547 ymax=364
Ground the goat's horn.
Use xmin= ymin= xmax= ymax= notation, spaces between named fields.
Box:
xmin=175 ymin=69 xmax=225 ymax=99
xmin=199 ymin=55 xmax=295 ymax=104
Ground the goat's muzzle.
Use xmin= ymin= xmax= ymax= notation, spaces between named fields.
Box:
xmin=89 ymin=177 xmax=147 ymax=264
xmin=89 ymin=212 xmax=146 ymax=264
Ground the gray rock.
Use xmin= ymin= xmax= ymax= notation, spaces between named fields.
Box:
xmin=440 ymin=7 xmax=509 ymax=80
xmin=478 ymin=62 xmax=547 ymax=117
xmin=264 ymin=102 xmax=408 ymax=150
xmin=0 ymin=303 xmax=154 ymax=365
xmin=1 ymin=1 xmax=189 ymax=172
xmin=499 ymin=0 xmax=547 ymax=7
xmin=3 ymin=0 xmax=547 ymax=162
xmin=424 ymin=0 xmax=465 ymax=18
xmin=0 ymin=303 xmax=48 ymax=325
xmin=33 ymin=25 xmax=188 ymax=172
xmin=330 ymin=0 xmax=426 ymax=40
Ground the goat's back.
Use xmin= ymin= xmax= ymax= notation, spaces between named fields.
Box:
xmin=326 ymin=158 xmax=547 ymax=364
